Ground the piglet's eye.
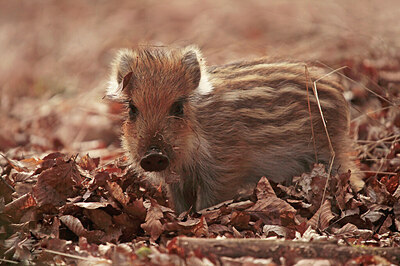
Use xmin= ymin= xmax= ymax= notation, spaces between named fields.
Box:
xmin=128 ymin=102 xmax=138 ymax=120
xmin=170 ymin=100 xmax=184 ymax=117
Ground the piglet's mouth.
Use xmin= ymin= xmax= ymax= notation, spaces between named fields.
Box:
xmin=139 ymin=147 xmax=169 ymax=172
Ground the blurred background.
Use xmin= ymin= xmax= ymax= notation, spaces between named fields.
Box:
xmin=1 ymin=0 xmax=399 ymax=156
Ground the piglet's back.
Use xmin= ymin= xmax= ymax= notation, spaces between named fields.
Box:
xmin=196 ymin=60 xmax=359 ymax=186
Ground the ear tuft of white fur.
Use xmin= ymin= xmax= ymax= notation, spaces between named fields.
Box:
xmin=184 ymin=46 xmax=214 ymax=96
xmin=197 ymin=72 xmax=213 ymax=95
xmin=105 ymin=79 xmax=124 ymax=101
xmin=105 ymin=48 xmax=134 ymax=101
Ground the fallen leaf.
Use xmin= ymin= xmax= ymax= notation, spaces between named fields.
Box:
xmin=263 ymin=225 xmax=288 ymax=238
xmin=78 ymin=154 xmax=99 ymax=172
xmin=230 ymin=211 xmax=250 ymax=230
xmin=84 ymin=209 xmax=113 ymax=231
xmin=73 ymin=202 xmax=109 ymax=209
xmin=192 ymin=216 xmax=208 ymax=237
xmin=4 ymin=193 xmax=36 ymax=215
xmin=141 ymin=199 xmax=164 ymax=240
xmin=255 ymin=176 xmax=276 ymax=200
xmin=106 ymin=181 xmax=129 ymax=206
xmin=1 ymin=154 xmax=42 ymax=173
xmin=208 ymin=224 xmax=231 ymax=235
xmin=247 ymin=196 xmax=297 ymax=226
xmin=60 ymin=215 xmax=86 ymax=237
xmin=33 ymin=159 xmax=82 ymax=208
xmin=307 ymin=200 xmax=334 ymax=230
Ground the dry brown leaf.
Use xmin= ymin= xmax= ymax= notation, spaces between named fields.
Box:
xmin=292 ymin=164 xmax=327 ymax=210
xmin=263 ymin=224 xmax=288 ymax=238
xmin=73 ymin=202 xmax=109 ymax=209
xmin=91 ymin=172 xmax=110 ymax=188
xmin=101 ymin=226 xmax=122 ymax=243
xmin=361 ymin=204 xmax=391 ymax=224
xmin=332 ymin=223 xmax=358 ymax=236
xmin=192 ymin=216 xmax=209 ymax=237
xmin=1 ymin=154 xmax=42 ymax=172
xmin=141 ymin=199 xmax=164 ymax=240
xmin=33 ymin=160 xmax=82 ymax=208
xmin=228 ymin=200 xmax=254 ymax=211
xmin=112 ymin=213 xmax=141 ymax=242
xmin=177 ymin=218 xmax=200 ymax=227
xmin=230 ymin=211 xmax=251 ymax=230
xmin=4 ymin=193 xmax=36 ymax=214
xmin=247 ymin=196 xmax=297 ymax=226
xmin=334 ymin=171 xmax=353 ymax=211
xmin=255 ymin=176 xmax=276 ymax=200
xmin=84 ymin=209 xmax=113 ymax=231
xmin=78 ymin=154 xmax=99 ymax=171
xmin=60 ymin=215 xmax=106 ymax=244
xmin=106 ymin=181 xmax=129 ymax=206
xmin=208 ymin=224 xmax=230 ymax=235
xmin=60 ymin=215 xmax=86 ymax=237
xmin=307 ymin=200 xmax=334 ymax=230
xmin=378 ymin=214 xmax=393 ymax=234
xmin=123 ymin=198 xmax=147 ymax=220
xmin=331 ymin=223 xmax=373 ymax=239
xmin=380 ymin=175 xmax=399 ymax=195
xmin=365 ymin=178 xmax=393 ymax=205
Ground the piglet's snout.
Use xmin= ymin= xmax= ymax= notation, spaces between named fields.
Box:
xmin=140 ymin=146 xmax=169 ymax=172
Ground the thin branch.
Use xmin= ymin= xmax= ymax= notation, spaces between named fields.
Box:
xmin=359 ymin=171 xmax=399 ymax=175
xmin=0 ymin=258 xmax=19 ymax=264
xmin=309 ymin=67 xmax=344 ymax=229
xmin=313 ymin=76 xmax=336 ymax=175
xmin=316 ymin=61 xmax=394 ymax=106
xmin=351 ymin=106 xmax=392 ymax=122
xmin=304 ymin=65 xmax=318 ymax=163
xmin=43 ymin=249 xmax=105 ymax=262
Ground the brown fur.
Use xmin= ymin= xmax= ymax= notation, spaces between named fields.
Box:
xmin=106 ymin=46 xmax=364 ymax=213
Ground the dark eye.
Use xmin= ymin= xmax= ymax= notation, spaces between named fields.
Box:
xmin=170 ymin=100 xmax=184 ymax=117
xmin=128 ymin=102 xmax=138 ymax=120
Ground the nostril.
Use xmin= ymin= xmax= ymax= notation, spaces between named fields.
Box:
xmin=140 ymin=152 xmax=169 ymax=172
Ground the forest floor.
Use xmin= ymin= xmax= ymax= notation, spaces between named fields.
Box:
xmin=1 ymin=1 xmax=400 ymax=265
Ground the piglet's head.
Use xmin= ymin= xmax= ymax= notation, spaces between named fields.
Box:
xmin=106 ymin=46 xmax=210 ymax=174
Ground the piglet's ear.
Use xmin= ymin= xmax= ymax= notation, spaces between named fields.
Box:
xmin=106 ymin=49 xmax=135 ymax=101
xmin=119 ymin=71 xmax=133 ymax=92
xmin=181 ymin=49 xmax=201 ymax=90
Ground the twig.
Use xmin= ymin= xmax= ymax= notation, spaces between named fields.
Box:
xmin=362 ymin=158 xmax=396 ymax=161
xmin=304 ymin=65 xmax=318 ymax=163
xmin=371 ymin=134 xmax=399 ymax=143
xmin=0 ymin=175 xmax=16 ymax=192
xmin=357 ymin=140 xmax=397 ymax=145
xmin=359 ymin=171 xmax=399 ymax=176
xmin=312 ymin=73 xmax=337 ymax=188
xmin=351 ymin=106 xmax=392 ymax=122
xmin=43 ymin=249 xmax=103 ymax=261
xmin=310 ymin=67 xmax=346 ymax=229
xmin=316 ymin=61 xmax=394 ymax=106
xmin=0 ymin=258 xmax=19 ymax=264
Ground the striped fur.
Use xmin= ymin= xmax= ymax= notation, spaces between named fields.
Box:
xmin=108 ymin=46 xmax=364 ymax=213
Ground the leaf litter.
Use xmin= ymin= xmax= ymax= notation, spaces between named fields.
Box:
xmin=1 ymin=73 xmax=400 ymax=265
xmin=1 ymin=3 xmax=400 ymax=264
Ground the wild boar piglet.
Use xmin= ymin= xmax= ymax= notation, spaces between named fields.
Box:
xmin=106 ymin=46 xmax=364 ymax=213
